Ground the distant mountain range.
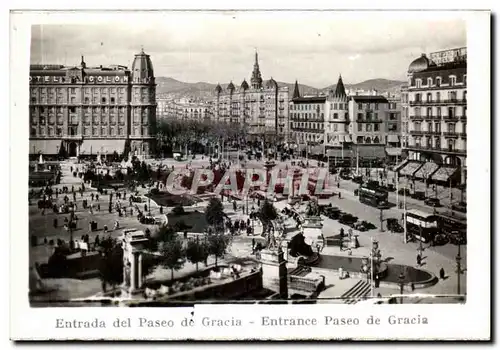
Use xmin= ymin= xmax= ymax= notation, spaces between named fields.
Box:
xmin=156 ymin=77 xmax=405 ymax=101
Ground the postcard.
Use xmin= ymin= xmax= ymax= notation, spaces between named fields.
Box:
xmin=10 ymin=9 xmax=491 ymax=341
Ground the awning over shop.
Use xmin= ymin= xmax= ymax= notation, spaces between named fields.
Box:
xmin=310 ymin=145 xmax=324 ymax=155
xmin=29 ymin=140 xmax=62 ymax=155
xmin=387 ymin=135 xmax=400 ymax=143
xmin=431 ymin=166 xmax=458 ymax=182
xmin=356 ymin=145 xmax=386 ymax=159
xmin=385 ymin=147 xmax=402 ymax=156
xmin=79 ymin=139 xmax=126 ymax=155
xmin=326 ymin=149 xmax=344 ymax=158
xmin=414 ymin=161 xmax=439 ymax=179
xmin=399 ymin=161 xmax=423 ymax=176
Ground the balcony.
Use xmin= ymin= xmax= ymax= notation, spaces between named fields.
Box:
xmin=409 ymin=115 xmax=424 ymax=121
xmin=443 ymin=115 xmax=459 ymax=121
xmin=422 ymin=130 xmax=441 ymax=136
xmin=410 ymin=130 xmax=425 ymax=136
xmin=409 ymin=99 xmax=466 ymax=106
xmin=460 ymin=132 xmax=467 ymax=138
xmin=356 ymin=118 xmax=383 ymax=123
xmin=443 ymin=131 xmax=459 ymax=138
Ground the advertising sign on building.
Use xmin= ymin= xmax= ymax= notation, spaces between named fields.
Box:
xmin=429 ymin=47 xmax=467 ymax=66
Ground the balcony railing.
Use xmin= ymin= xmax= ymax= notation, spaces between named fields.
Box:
xmin=443 ymin=115 xmax=459 ymax=121
xmin=443 ymin=131 xmax=459 ymax=138
xmin=356 ymin=119 xmax=382 ymax=123
xmin=410 ymin=130 xmax=424 ymax=136
xmin=409 ymin=98 xmax=467 ymax=106
xmin=405 ymin=144 xmax=466 ymax=155
xmin=460 ymin=132 xmax=467 ymax=138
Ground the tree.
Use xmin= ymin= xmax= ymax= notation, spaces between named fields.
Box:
xmin=159 ymin=236 xmax=185 ymax=281
xmin=99 ymin=239 xmax=124 ymax=293
xmin=185 ymin=237 xmax=210 ymax=272
xmin=205 ymin=198 xmax=225 ymax=233
xmin=208 ymin=234 xmax=230 ymax=267
xmin=154 ymin=224 xmax=177 ymax=248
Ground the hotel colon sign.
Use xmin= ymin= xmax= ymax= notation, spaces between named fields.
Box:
xmin=28 ymin=50 xmax=157 ymax=159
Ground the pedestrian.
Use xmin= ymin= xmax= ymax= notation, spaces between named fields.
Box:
xmin=104 ymin=225 xmax=108 ymax=233
xmin=338 ymin=192 xmax=341 ymax=199
xmin=95 ymin=235 xmax=100 ymax=249
xmin=337 ymin=182 xmax=340 ymax=188
xmin=97 ymin=203 xmax=101 ymax=211
xmin=416 ymin=253 xmax=422 ymax=267
xmin=340 ymin=227 xmax=345 ymax=238
xmin=91 ymin=193 xmax=94 ymax=201
xmin=439 ymin=268 xmax=445 ymax=279
xmin=53 ymin=218 xmax=58 ymax=228
xmin=96 ymin=194 xmax=99 ymax=201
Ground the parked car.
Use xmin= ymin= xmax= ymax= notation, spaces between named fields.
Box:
xmin=451 ymin=202 xmax=467 ymax=213
xmin=352 ymin=176 xmax=364 ymax=184
xmin=324 ymin=207 xmax=341 ymax=220
xmin=386 ymin=184 xmax=396 ymax=192
xmin=411 ymin=191 xmax=426 ymax=201
xmin=448 ymin=231 xmax=467 ymax=245
xmin=339 ymin=213 xmax=358 ymax=227
xmin=424 ymin=198 xmax=441 ymax=207
xmin=386 ymin=218 xmax=404 ymax=233
xmin=433 ymin=233 xmax=449 ymax=246
xmin=398 ymin=188 xmax=411 ymax=196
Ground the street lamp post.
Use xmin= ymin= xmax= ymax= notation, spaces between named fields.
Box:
xmin=379 ymin=207 xmax=384 ymax=232
xmin=456 ymin=243 xmax=463 ymax=296
xmin=398 ymin=271 xmax=405 ymax=304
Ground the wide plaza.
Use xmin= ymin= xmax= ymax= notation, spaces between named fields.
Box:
xmin=28 ymin=152 xmax=466 ymax=304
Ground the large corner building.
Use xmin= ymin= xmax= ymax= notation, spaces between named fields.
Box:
xmin=29 ymin=49 xmax=157 ymax=159
xmin=402 ymin=47 xmax=467 ymax=184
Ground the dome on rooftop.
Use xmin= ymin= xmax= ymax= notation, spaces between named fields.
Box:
xmin=408 ymin=54 xmax=432 ymax=73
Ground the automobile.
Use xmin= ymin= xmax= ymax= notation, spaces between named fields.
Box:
xmin=386 ymin=184 xmax=396 ymax=192
xmin=386 ymin=218 xmax=404 ymax=233
xmin=448 ymin=231 xmax=467 ymax=245
xmin=451 ymin=202 xmax=467 ymax=213
xmin=433 ymin=233 xmax=449 ymax=246
xmin=352 ymin=176 xmax=364 ymax=184
xmin=354 ymin=189 xmax=359 ymax=196
xmin=411 ymin=191 xmax=426 ymax=201
xmin=424 ymin=198 xmax=442 ymax=207
xmin=324 ymin=207 xmax=341 ymax=220
xmin=339 ymin=213 xmax=358 ymax=226
xmin=398 ymin=188 xmax=412 ymax=196
xmin=339 ymin=171 xmax=351 ymax=180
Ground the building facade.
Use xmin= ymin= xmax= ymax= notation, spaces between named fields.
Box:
xmin=404 ymin=47 xmax=467 ymax=183
xmin=29 ymin=49 xmax=157 ymax=158
xmin=400 ymin=85 xmax=410 ymax=148
xmin=157 ymin=98 xmax=212 ymax=122
xmin=289 ymin=75 xmax=402 ymax=160
xmin=212 ymin=52 xmax=289 ymax=141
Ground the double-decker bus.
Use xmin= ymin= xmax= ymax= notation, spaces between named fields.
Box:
xmin=405 ymin=209 xmax=440 ymax=243
xmin=358 ymin=184 xmax=389 ymax=208
xmin=437 ymin=213 xmax=467 ymax=244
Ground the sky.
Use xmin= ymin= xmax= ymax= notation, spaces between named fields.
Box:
xmin=30 ymin=12 xmax=467 ymax=88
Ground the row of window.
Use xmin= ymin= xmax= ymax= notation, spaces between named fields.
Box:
xmin=412 ymin=122 xmax=466 ymax=133
xmin=413 ymin=90 xmax=466 ymax=102
xmin=290 ymin=122 xmax=324 ymax=130
xmin=32 ymin=87 xmax=129 ymax=95
xmin=411 ymin=137 xmax=465 ymax=151
xmin=290 ymin=104 xmax=324 ymax=111
xmin=31 ymin=126 xmax=149 ymax=137
xmin=413 ymin=106 xmax=467 ymax=117
xmin=414 ymin=75 xmax=466 ymax=88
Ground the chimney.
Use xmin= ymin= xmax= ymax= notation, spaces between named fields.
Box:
xmin=421 ymin=53 xmax=426 ymax=57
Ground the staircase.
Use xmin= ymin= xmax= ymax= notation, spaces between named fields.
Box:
xmin=340 ymin=280 xmax=371 ymax=304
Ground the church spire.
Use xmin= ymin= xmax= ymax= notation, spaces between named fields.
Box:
xmin=292 ymin=80 xmax=301 ymax=99
xmin=333 ymin=74 xmax=347 ymax=99
xmin=80 ymin=55 xmax=86 ymax=69
xmin=250 ymin=50 xmax=263 ymax=89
